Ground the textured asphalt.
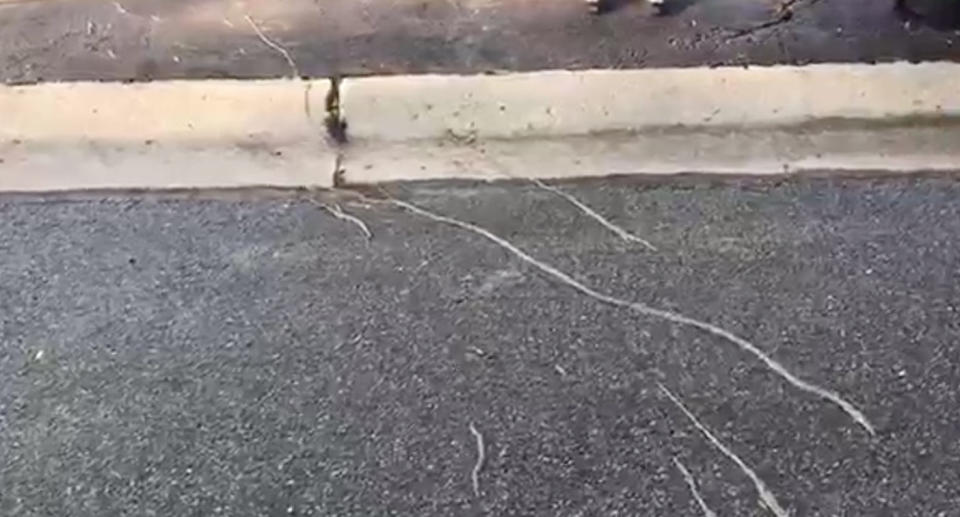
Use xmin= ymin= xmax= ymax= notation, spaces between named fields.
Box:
xmin=2 ymin=176 xmax=960 ymax=516
xmin=2 ymin=0 xmax=958 ymax=84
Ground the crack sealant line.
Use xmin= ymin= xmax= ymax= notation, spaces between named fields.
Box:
xmin=321 ymin=202 xmax=372 ymax=239
xmin=386 ymin=197 xmax=875 ymax=436
xmin=530 ymin=178 xmax=658 ymax=251
xmin=673 ymin=457 xmax=719 ymax=517
xmin=468 ymin=423 xmax=485 ymax=498
xmin=659 ymin=383 xmax=789 ymax=517
xmin=244 ymin=14 xmax=299 ymax=78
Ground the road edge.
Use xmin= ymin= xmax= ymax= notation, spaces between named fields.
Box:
xmin=0 ymin=79 xmax=336 ymax=191
xmin=339 ymin=62 xmax=960 ymax=184
xmin=2 ymin=62 xmax=959 ymax=192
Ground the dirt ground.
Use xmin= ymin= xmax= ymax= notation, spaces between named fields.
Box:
xmin=1 ymin=0 xmax=959 ymax=84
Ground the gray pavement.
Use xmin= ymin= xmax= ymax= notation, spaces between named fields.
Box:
xmin=2 ymin=175 xmax=960 ymax=515
xmin=2 ymin=0 xmax=959 ymax=84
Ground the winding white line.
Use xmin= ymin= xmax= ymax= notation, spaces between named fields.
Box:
xmin=468 ymin=423 xmax=485 ymax=498
xmin=390 ymin=198 xmax=874 ymax=436
xmin=244 ymin=15 xmax=300 ymax=78
xmin=322 ymin=203 xmax=373 ymax=239
xmin=659 ymin=383 xmax=788 ymax=517
xmin=531 ymin=178 xmax=657 ymax=251
xmin=673 ymin=457 xmax=719 ymax=517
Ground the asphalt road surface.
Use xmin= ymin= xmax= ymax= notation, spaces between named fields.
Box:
xmin=2 ymin=175 xmax=960 ymax=515
xmin=2 ymin=0 xmax=959 ymax=83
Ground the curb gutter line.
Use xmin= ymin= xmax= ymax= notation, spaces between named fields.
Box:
xmin=2 ymin=62 xmax=959 ymax=191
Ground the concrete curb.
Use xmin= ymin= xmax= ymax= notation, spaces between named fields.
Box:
xmin=0 ymin=79 xmax=335 ymax=191
xmin=2 ymin=62 xmax=960 ymax=192
xmin=340 ymin=62 xmax=960 ymax=184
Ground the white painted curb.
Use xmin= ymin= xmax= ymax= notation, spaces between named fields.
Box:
xmin=2 ymin=62 xmax=960 ymax=192
xmin=341 ymin=62 xmax=960 ymax=184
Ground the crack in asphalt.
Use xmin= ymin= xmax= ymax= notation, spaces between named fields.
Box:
xmin=244 ymin=14 xmax=299 ymax=78
xmin=659 ymin=382 xmax=789 ymax=517
xmin=381 ymin=195 xmax=876 ymax=436
xmin=724 ymin=0 xmax=822 ymax=40
xmin=673 ymin=457 xmax=719 ymax=517
xmin=531 ymin=178 xmax=658 ymax=251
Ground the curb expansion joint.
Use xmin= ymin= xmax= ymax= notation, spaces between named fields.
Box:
xmin=324 ymin=76 xmax=349 ymax=186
